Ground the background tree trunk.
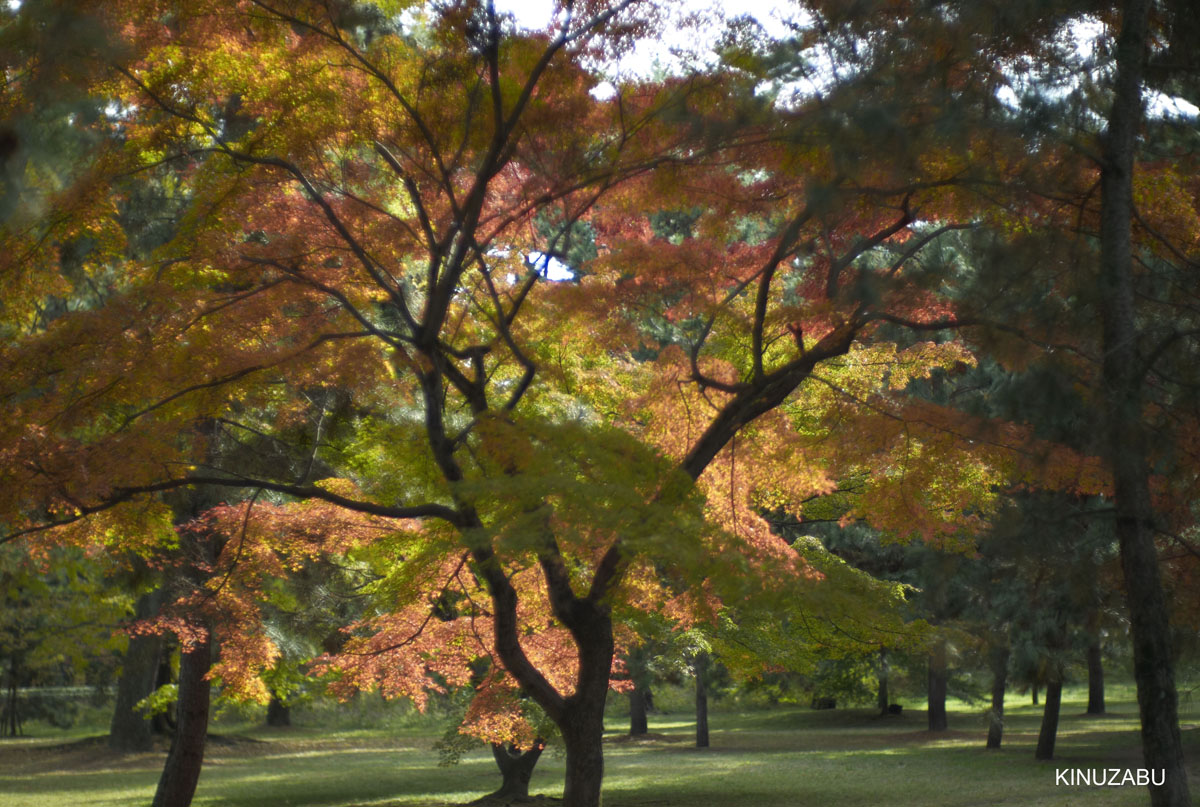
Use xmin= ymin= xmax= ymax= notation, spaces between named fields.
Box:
xmin=628 ymin=686 xmax=649 ymax=736
xmin=695 ymin=652 xmax=709 ymax=748
xmin=1098 ymin=2 xmax=1190 ymax=804
xmin=1086 ymin=640 xmax=1106 ymax=716
xmin=150 ymin=645 xmax=177 ymax=736
xmin=151 ymin=634 xmax=212 ymax=807
xmin=986 ymin=644 xmax=1009 ymax=750
xmin=877 ymin=648 xmax=889 ymax=716
xmin=2 ymin=657 xmax=20 ymax=737
xmin=265 ymin=694 xmax=291 ymax=728
xmin=109 ymin=589 xmax=166 ymax=752
xmin=927 ymin=641 xmax=948 ymax=732
xmin=1034 ymin=678 xmax=1063 ymax=761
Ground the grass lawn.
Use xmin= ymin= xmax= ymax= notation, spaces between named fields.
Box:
xmin=2 ymin=685 xmax=1198 ymax=806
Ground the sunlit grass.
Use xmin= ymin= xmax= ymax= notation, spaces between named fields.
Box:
xmin=1 ymin=684 xmax=1197 ymax=806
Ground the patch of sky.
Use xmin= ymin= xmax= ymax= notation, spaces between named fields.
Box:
xmin=496 ymin=3 xmax=1196 ymax=121
xmin=526 ymin=251 xmax=575 ymax=282
xmin=496 ymin=0 xmax=797 ymax=100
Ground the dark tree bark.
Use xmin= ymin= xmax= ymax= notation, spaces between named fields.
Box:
xmin=488 ymin=742 xmax=544 ymax=801
xmin=560 ymin=689 xmax=608 ymax=807
xmin=1031 ymin=683 xmax=1039 ymax=707
xmin=110 ymin=589 xmax=166 ymax=752
xmin=695 ymin=652 xmax=709 ymax=748
xmin=151 ymin=634 xmax=212 ymax=807
xmin=628 ymin=686 xmax=649 ymax=736
xmin=986 ymin=644 xmax=1009 ymax=750
xmin=877 ymin=648 xmax=889 ymax=716
xmin=927 ymin=641 xmax=948 ymax=732
xmin=1098 ymin=2 xmax=1191 ymax=804
xmin=1034 ymin=678 xmax=1063 ymax=761
xmin=2 ymin=656 xmax=20 ymax=737
xmin=1086 ymin=640 xmax=1106 ymax=716
xmin=265 ymin=694 xmax=291 ymax=728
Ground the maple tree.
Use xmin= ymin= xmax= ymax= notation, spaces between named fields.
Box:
xmin=3 ymin=4 xmax=731 ymax=805
xmin=9 ymin=3 xmax=1198 ymax=807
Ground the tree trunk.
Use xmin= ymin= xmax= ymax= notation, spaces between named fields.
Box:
xmin=695 ymin=652 xmax=709 ymax=748
xmin=110 ymin=589 xmax=166 ymax=752
xmin=151 ymin=634 xmax=212 ymax=807
xmin=265 ymin=694 xmax=291 ymax=728
xmin=1087 ymin=640 xmax=1106 ymax=716
xmin=560 ymin=700 xmax=606 ymax=807
xmin=489 ymin=742 xmax=543 ymax=800
xmin=927 ymin=640 xmax=948 ymax=732
xmin=1034 ymin=678 xmax=1063 ymax=760
xmin=3 ymin=657 xmax=19 ymax=738
xmin=1031 ymin=683 xmax=1039 ymax=706
xmin=986 ymin=644 xmax=1009 ymax=750
xmin=481 ymin=553 xmax=613 ymax=807
xmin=1098 ymin=2 xmax=1190 ymax=805
xmin=628 ymin=686 xmax=649 ymax=736
xmin=877 ymin=648 xmax=889 ymax=716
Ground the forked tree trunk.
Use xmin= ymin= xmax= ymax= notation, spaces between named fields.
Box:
xmin=482 ymin=551 xmax=613 ymax=807
xmin=927 ymin=640 xmax=948 ymax=732
xmin=628 ymin=686 xmax=649 ymax=736
xmin=1086 ymin=640 xmax=1106 ymax=716
xmin=110 ymin=589 xmax=166 ymax=752
xmin=1099 ymin=3 xmax=1190 ymax=804
xmin=986 ymin=645 xmax=1009 ymax=750
xmin=151 ymin=634 xmax=212 ymax=807
xmin=1034 ymin=678 xmax=1063 ymax=761
xmin=489 ymin=742 xmax=543 ymax=800
xmin=695 ymin=652 xmax=709 ymax=748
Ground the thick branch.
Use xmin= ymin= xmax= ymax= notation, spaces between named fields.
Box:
xmin=2 ymin=475 xmax=464 ymax=545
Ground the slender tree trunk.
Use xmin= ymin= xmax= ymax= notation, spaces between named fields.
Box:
xmin=3 ymin=657 xmax=19 ymax=738
xmin=927 ymin=640 xmax=948 ymax=732
xmin=1087 ymin=640 xmax=1106 ymax=716
xmin=110 ymin=589 xmax=166 ymax=752
xmin=877 ymin=648 xmax=889 ymax=716
xmin=1031 ymin=683 xmax=1039 ymax=706
xmin=628 ymin=686 xmax=648 ymax=736
xmin=489 ymin=742 xmax=544 ymax=800
xmin=695 ymin=652 xmax=709 ymax=748
xmin=986 ymin=644 xmax=1009 ymax=750
xmin=1098 ymin=3 xmax=1190 ymax=805
xmin=1034 ymin=678 xmax=1063 ymax=761
xmin=151 ymin=634 xmax=212 ymax=807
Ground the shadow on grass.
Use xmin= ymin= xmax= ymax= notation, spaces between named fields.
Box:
xmin=3 ymin=693 xmax=1197 ymax=807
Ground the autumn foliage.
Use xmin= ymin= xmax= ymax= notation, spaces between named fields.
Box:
xmin=5 ymin=2 xmax=1199 ymax=806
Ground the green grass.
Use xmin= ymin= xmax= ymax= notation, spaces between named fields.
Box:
xmin=2 ymin=686 xmax=1198 ymax=806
